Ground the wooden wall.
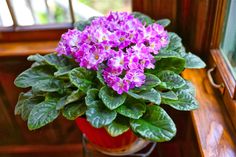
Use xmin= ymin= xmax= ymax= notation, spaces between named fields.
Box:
xmin=133 ymin=0 xmax=217 ymax=59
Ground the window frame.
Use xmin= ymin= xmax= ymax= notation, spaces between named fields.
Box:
xmin=0 ymin=0 xmax=75 ymax=42
xmin=208 ymin=0 xmax=236 ymax=129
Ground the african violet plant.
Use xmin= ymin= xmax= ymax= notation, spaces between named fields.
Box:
xmin=14 ymin=12 xmax=205 ymax=142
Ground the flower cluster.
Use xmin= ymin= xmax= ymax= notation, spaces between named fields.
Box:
xmin=56 ymin=12 xmax=169 ymax=94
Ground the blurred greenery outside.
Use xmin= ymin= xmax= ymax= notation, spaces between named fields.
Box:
xmin=35 ymin=0 xmax=131 ymax=24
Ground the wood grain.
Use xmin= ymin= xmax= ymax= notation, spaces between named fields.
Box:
xmin=209 ymin=49 xmax=236 ymax=135
xmin=0 ymin=41 xmax=58 ymax=57
xmin=183 ymin=69 xmax=236 ymax=157
xmin=0 ymin=24 xmax=71 ymax=42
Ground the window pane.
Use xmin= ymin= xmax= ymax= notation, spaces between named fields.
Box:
xmin=220 ymin=0 xmax=236 ymax=78
xmin=10 ymin=0 xmax=71 ymax=26
xmin=0 ymin=0 xmax=13 ymax=27
xmin=10 ymin=0 xmax=35 ymax=25
xmin=72 ymin=0 xmax=132 ymax=21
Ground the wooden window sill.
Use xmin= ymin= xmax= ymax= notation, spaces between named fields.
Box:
xmin=182 ymin=69 xmax=236 ymax=157
xmin=0 ymin=41 xmax=58 ymax=57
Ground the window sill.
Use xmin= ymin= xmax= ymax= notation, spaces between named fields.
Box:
xmin=0 ymin=41 xmax=58 ymax=57
xmin=182 ymin=69 xmax=236 ymax=157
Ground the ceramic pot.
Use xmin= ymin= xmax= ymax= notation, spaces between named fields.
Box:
xmin=75 ymin=117 xmax=149 ymax=156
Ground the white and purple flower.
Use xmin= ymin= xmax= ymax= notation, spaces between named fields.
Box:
xmin=56 ymin=12 xmax=169 ymax=94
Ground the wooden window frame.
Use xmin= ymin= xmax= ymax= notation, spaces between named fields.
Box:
xmin=0 ymin=0 xmax=75 ymax=42
xmin=208 ymin=0 xmax=236 ymax=130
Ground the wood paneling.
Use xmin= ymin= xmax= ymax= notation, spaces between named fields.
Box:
xmin=0 ymin=41 xmax=58 ymax=57
xmin=132 ymin=0 xmax=177 ymax=31
xmin=133 ymin=0 xmax=219 ymax=58
xmin=0 ymin=24 xmax=72 ymax=42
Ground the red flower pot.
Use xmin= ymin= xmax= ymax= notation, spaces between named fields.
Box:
xmin=75 ymin=117 xmax=149 ymax=155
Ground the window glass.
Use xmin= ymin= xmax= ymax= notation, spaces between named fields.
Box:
xmin=72 ymin=0 xmax=132 ymax=21
xmin=0 ymin=0 xmax=13 ymax=26
xmin=10 ymin=0 xmax=71 ymax=25
xmin=0 ymin=0 xmax=132 ymax=27
xmin=220 ymin=0 xmax=236 ymax=78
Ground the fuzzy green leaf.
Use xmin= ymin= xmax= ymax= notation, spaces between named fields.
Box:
xmin=154 ymin=57 xmax=186 ymax=74
xmin=86 ymin=101 xmax=117 ymax=128
xmin=130 ymin=105 xmax=176 ymax=142
xmin=99 ymin=86 xmax=127 ymax=110
xmin=180 ymin=81 xmax=195 ymax=96
xmin=116 ymin=99 xmax=146 ymax=119
xmin=69 ymin=67 xmax=94 ymax=92
xmin=105 ymin=116 xmax=129 ymax=137
xmin=128 ymin=88 xmax=161 ymax=105
xmin=65 ymin=90 xmax=84 ymax=105
xmin=14 ymin=65 xmax=56 ymax=88
xmin=63 ymin=102 xmax=86 ymax=120
xmin=132 ymin=12 xmax=153 ymax=25
xmin=157 ymin=70 xmax=186 ymax=90
xmin=184 ymin=53 xmax=206 ymax=69
xmin=27 ymin=100 xmax=59 ymax=130
xmin=85 ymin=88 xmax=100 ymax=107
xmin=160 ymin=91 xmax=178 ymax=101
xmin=162 ymin=90 xmax=198 ymax=111
xmin=156 ymin=19 xmax=171 ymax=27
xmin=15 ymin=92 xmax=32 ymax=115
xmin=138 ymin=74 xmax=161 ymax=90
xmin=14 ymin=65 xmax=63 ymax=92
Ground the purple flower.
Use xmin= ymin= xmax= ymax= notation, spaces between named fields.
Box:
xmin=112 ymin=78 xmax=129 ymax=94
xmin=56 ymin=29 xmax=81 ymax=56
xmin=125 ymin=69 xmax=146 ymax=88
xmin=56 ymin=11 xmax=169 ymax=94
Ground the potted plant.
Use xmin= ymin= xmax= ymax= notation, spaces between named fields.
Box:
xmin=14 ymin=12 xmax=205 ymax=155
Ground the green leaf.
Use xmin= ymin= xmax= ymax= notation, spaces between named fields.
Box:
xmin=27 ymin=54 xmax=45 ymax=62
xmin=99 ymin=86 xmax=127 ymax=110
xmin=15 ymin=91 xmax=44 ymax=121
xmin=154 ymin=57 xmax=186 ymax=74
xmin=130 ymin=105 xmax=176 ymax=142
xmin=160 ymin=91 xmax=178 ymax=101
xmin=155 ymin=50 xmax=181 ymax=59
xmin=184 ymin=52 xmax=206 ymax=69
xmin=65 ymin=90 xmax=84 ymax=105
xmin=116 ymin=98 xmax=146 ymax=119
xmin=128 ymin=88 xmax=161 ymax=105
xmin=180 ymin=81 xmax=195 ymax=96
xmin=85 ymin=88 xmax=100 ymax=107
xmin=54 ymin=65 xmax=75 ymax=77
xmin=132 ymin=12 xmax=153 ymax=25
xmin=63 ymin=102 xmax=86 ymax=120
xmin=28 ymin=53 xmax=77 ymax=77
xmin=69 ymin=67 xmax=94 ymax=92
xmin=74 ymin=16 xmax=97 ymax=31
xmin=86 ymin=101 xmax=117 ymax=128
xmin=156 ymin=19 xmax=171 ymax=27
xmin=32 ymin=78 xmax=64 ymax=92
xmin=14 ymin=65 xmax=56 ymax=88
xmin=166 ymin=32 xmax=183 ymax=51
xmin=21 ymin=96 xmax=44 ymax=120
xmin=157 ymin=70 xmax=186 ymax=90
xmin=160 ymin=32 xmax=186 ymax=57
xmin=97 ymin=70 xmax=105 ymax=85
xmin=138 ymin=74 xmax=161 ymax=90
xmin=105 ymin=116 xmax=129 ymax=137
xmin=27 ymin=100 xmax=59 ymax=130
xmin=55 ymin=96 xmax=68 ymax=110
xmin=15 ymin=92 xmax=32 ymax=115
xmin=162 ymin=90 xmax=198 ymax=111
